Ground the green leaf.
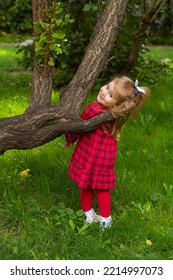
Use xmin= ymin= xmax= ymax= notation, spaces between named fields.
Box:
xmin=40 ymin=33 xmax=47 ymax=42
xmin=69 ymin=219 xmax=75 ymax=232
xmin=56 ymin=19 xmax=63 ymax=25
xmin=76 ymin=210 xmax=84 ymax=217
xmin=50 ymin=44 xmax=62 ymax=54
xmin=83 ymin=4 xmax=92 ymax=12
xmin=39 ymin=21 xmax=49 ymax=30
xmin=57 ymin=202 xmax=66 ymax=209
xmin=77 ymin=223 xmax=89 ymax=235
xmin=69 ymin=19 xmax=75 ymax=24
xmin=49 ymin=43 xmax=57 ymax=51
xmin=65 ymin=208 xmax=74 ymax=215
xmin=55 ymin=46 xmax=62 ymax=54
xmin=48 ymin=58 xmax=55 ymax=66
xmin=83 ymin=3 xmax=98 ymax=12
xmin=52 ymin=32 xmax=66 ymax=39
xmin=55 ymin=7 xmax=63 ymax=15
xmin=35 ymin=42 xmax=43 ymax=52
xmin=34 ymin=26 xmax=42 ymax=33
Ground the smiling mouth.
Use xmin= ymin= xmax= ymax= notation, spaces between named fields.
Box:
xmin=99 ymin=94 xmax=104 ymax=100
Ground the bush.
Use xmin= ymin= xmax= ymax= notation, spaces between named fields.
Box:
xmin=0 ymin=0 xmax=32 ymax=35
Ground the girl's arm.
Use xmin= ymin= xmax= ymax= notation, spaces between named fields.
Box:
xmin=65 ymin=102 xmax=104 ymax=147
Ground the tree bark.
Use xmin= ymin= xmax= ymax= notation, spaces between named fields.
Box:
xmin=0 ymin=0 xmax=128 ymax=155
xmin=0 ymin=107 xmax=116 ymax=155
xmin=29 ymin=0 xmax=54 ymax=109
xmin=58 ymin=0 xmax=129 ymax=117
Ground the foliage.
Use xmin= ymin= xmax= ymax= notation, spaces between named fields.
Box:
xmin=33 ymin=3 xmax=74 ymax=69
xmin=15 ymin=0 xmax=144 ymax=85
xmin=100 ymin=0 xmax=148 ymax=78
xmin=149 ymin=0 xmax=173 ymax=38
xmin=0 ymin=0 xmax=32 ymax=35
xmin=15 ymin=43 xmax=34 ymax=70
xmin=150 ymin=34 xmax=173 ymax=46
xmin=133 ymin=46 xmax=173 ymax=84
xmin=2 ymin=1 xmax=172 ymax=87
xmin=15 ymin=2 xmax=74 ymax=72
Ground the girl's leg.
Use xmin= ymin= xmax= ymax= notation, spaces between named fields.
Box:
xmin=95 ymin=190 xmax=111 ymax=218
xmin=80 ymin=188 xmax=99 ymax=223
xmin=80 ymin=188 xmax=94 ymax=212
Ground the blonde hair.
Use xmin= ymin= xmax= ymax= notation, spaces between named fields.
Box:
xmin=101 ymin=75 xmax=150 ymax=140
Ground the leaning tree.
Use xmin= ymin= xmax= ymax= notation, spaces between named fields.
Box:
xmin=0 ymin=0 xmax=128 ymax=155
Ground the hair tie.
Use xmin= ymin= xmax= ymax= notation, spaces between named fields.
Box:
xmin=133 ymin=80 xmax=145 ymax=94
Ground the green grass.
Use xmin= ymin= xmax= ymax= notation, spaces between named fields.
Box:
xmin=0 ymin=44 xmax=173 ymax=260
xmin=0 ymin=44 xmax=31 ymax=117
xmin=146 ymin=45 xmax=173 ymax=61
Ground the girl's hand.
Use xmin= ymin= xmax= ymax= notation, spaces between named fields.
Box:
xmin=64 ymin=141 xmax=71 ymax=149
xmin=64 ymin=142 xmax=74 ymax=149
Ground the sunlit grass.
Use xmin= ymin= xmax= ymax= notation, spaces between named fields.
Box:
xmin=0 ymin=72 xmax=31 ymax=117
xmin=0 ymin=43 xmax=173 ymax=260
xmin=147 ymin=45 xmax=173 ymax=61
xmin=0 ymin=44 xmax=19 ymax=70
xmin=0 ymin=44 xmax=31 ymax=117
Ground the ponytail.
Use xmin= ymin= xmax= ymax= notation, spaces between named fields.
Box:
xmin=131 ymin=86 xmax=150 ymax=119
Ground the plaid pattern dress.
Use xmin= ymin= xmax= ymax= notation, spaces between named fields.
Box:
xmin=66 ymin=102 xmax=117 ymax=190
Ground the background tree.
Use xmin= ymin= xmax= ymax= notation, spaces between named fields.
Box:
xmin=11 ymin=0 xmax=170 ymax=88
xmin=121 ymin=0 xmax=167 ymax=73
xmin=0 ymin=0 xmax=128 ymax=155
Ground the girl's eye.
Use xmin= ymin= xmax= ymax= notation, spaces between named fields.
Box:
xmin=109 ymin=94 xmax=112 ymax=98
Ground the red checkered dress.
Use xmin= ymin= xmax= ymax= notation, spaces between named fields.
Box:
xmin=66 ymin=102 xmax=117 ymax=190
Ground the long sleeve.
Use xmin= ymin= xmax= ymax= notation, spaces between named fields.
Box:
xmin=65 ymin=102 xmax=107 ymax=144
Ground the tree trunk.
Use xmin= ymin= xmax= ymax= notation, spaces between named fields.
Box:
xmin=122 ymin=36 xmax=142 ymax=74
xmin=122 ymin=0 xmax=167 ymax=73
xmin=30 ymin=64 xmax=53 ymax=109
xmin=29 ymin=0 xmax=53 ymax=109
xmin=0 ymin=0 xmax=128 ymax=155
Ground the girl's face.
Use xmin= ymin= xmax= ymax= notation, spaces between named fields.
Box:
xmin=97 ymin=79 xmax=122 ymax=108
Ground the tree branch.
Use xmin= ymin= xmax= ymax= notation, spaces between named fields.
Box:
xmin=0 ymin=108 xmax=116 ymax=155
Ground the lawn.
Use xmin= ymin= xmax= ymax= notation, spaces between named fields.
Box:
xmin=0 ymin=44 xmax=173 ymax=260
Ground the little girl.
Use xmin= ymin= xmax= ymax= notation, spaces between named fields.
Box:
xmin=65 ymin=75 xmax=150 ymax=228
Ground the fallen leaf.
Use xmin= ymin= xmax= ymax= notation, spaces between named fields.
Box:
xmin=19 ymin=169 xmax=30 ymax=177
xmin=146 ymin=239 xmax=152 ymax=246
